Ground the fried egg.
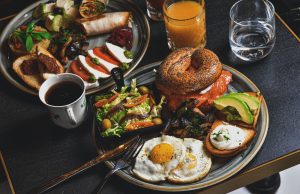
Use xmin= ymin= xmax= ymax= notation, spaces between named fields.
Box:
xmin=167 ymin=138 xmax=212 ymax=183
xmin=133 ymin=135 xmax=186 ymax=182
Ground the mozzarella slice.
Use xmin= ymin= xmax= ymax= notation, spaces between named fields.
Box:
xmin=78 ymin=55 xmax=110 ymax=79
xmin=66 ymin=65 xmax=99 ymax=89
xmin=105 ymin=42 xmax=133 ymax=63
xmin=88 ymin=50 xmax=118 ymax=72
xmin=42 ymin=73 xmax=56 ymax=80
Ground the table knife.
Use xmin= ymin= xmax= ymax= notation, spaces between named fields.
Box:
xmin=28 ymin=136 xmax=136 ymax=194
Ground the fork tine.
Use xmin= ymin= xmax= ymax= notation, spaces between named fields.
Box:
xmin=123 ymin=137 xmax=143 ymax=160
xmin=122 ymin=136 xmax=141 ymax=159
xmin=132 ymin=139 xmax=145 ymax=159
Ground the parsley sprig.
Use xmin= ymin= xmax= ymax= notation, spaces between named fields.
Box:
xmin=14 ymin=22 xmax=51 ymax=52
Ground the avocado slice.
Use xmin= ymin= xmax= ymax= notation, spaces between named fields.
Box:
xmin=52 ymin=15 xmax=64 ymax=32
xmin=32 ymin=3 xmax=55 ymax=19
xmin=214 ymin=96 xmax=254 ymax=124
xmin=226 ymin=93 xmax=259 ymax=113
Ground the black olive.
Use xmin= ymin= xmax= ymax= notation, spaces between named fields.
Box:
xmin=53 ymin=7 xmax=64 ymax=15
xmin=66 ymin=44 xmax=79 ymax=57
xmin=81 ymin=42 xmax=89 ymax=50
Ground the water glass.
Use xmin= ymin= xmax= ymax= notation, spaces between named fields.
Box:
xmin=229 ymin=0 xmax=275 ymax=61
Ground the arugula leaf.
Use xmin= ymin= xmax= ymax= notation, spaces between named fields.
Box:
xmin=25 ymin=36 xmax=33 ymax=52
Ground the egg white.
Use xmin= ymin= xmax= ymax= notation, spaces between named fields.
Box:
xmin=167 ymin=138 xmax=212 ymax=183
xmin=132 ymin=135 xmax=186 ymax=182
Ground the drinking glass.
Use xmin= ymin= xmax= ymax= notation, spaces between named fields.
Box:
xmin=229 ymin=0 xmax=275 ymax=61
xmin=145 ymin=0 xmax=164 ymax=21
xmin=163 ymin=0 xmax=206 ymax=50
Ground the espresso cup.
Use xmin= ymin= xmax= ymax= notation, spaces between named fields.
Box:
xmin=39 ymin=73 xmax=88 ymax=129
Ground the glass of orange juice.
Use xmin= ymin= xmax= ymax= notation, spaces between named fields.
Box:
xmin=163 ymin=0 xmax=206 ymax=50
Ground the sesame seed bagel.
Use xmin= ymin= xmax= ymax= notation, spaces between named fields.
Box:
xmin=156 ymin=48 xmax=222 ymax=95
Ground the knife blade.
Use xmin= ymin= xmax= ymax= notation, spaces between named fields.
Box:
xmin=28 ymin=135 xmax=136 ymax=194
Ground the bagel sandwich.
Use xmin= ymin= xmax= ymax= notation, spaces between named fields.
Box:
xmin=204 ymin=120 xmax=256 ymax=157
xmin=156 ymin=47 xmax=232 ymax=111
xmin=12 ymin=47 xmax=64 ymax=90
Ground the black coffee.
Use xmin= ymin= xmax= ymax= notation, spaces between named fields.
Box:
xmin=46 ymin=81 xmax=82 ymax=106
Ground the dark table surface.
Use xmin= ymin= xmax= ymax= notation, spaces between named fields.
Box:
xmin=0 ymin=0 xmax=300 ymax=194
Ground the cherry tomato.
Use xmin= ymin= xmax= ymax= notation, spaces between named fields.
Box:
xmin=125 ymin=121 xmax=154 ymax=131
xmin=124 ymin=95 xmax=148 ymax=108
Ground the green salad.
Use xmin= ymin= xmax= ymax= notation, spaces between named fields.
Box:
xmin=94 ymin=79 xmax=165 ymax=137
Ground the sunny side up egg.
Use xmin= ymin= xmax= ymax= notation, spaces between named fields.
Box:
xmin=133 ymin=135 xmax=186 ymax=182
xmin=133 ymin=136 xmax=212 ymax=183
xmin=168 ymin=138 xmax=212 ymax=183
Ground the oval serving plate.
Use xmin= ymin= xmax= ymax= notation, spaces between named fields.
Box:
xmin=0 ymin=0 xmax=150 ymax=95
xmin=92 ymin=61 xmax=269 ymax=192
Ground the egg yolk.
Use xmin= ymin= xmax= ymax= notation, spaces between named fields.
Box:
xmin=186 ymin=153 xmax=197 ymax=169
xmin=175 ymin=153 xmax=197 ymax=170
xmin=149 ymin=143 xmax=174 ymax=164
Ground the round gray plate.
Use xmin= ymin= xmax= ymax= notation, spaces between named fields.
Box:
xmin=0 ymin=0 xmax=150 ymax=95
xmin=92 ymin=61 xmax=269 ymax=192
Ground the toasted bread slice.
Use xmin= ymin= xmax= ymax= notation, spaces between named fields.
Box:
xmin=204 ymin=120 xmax=256 ymax=157
xmin=37 ymin=46 xmax=64 ymax=78
xmin=9 ymin=37 xmax=50 ymax=56
xmin=216 ymin=92 xmax=262 ymax=129
xmin=12 ymin=55 xmax=43 ymax=90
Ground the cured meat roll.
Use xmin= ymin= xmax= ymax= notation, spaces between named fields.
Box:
xmin=77 ymin=12 xmax=130 ymax=36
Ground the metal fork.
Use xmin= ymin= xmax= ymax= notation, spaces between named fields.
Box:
xmin=286 ymin=7 xmax=300 ymax=21
xmin=95 ymin=136 xmax=145 ymax=194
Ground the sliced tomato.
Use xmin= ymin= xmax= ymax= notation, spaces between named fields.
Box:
xmin=15 ymin=41 xmax=22 ymax=49
xmin=70 ymin=60 xmax=91 ymax=81
xmin=85 ymin=56 xmax=110 ymax=74
xmin=125 ymin=121 xmax=154 ymax=131
xmin=94 ymin=99 xmax=108 ymax=108
xmin=124 ymin=95 xmax=148 ymax=108
xmin=107 ymin=93 xmax=119 ymax=103
xmin=93 ymin=47 xmax=120 ymax=65
xmin=20 ymin=25 xmax=27 ymax=31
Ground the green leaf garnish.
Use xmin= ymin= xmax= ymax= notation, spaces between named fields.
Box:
xmin=26 ymin=22 xmax=35 ymax=33
xmin=25 ymin=36 xmax=33 ymax=52
xmin=12 ymin=22 xmax=51 ymax=52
